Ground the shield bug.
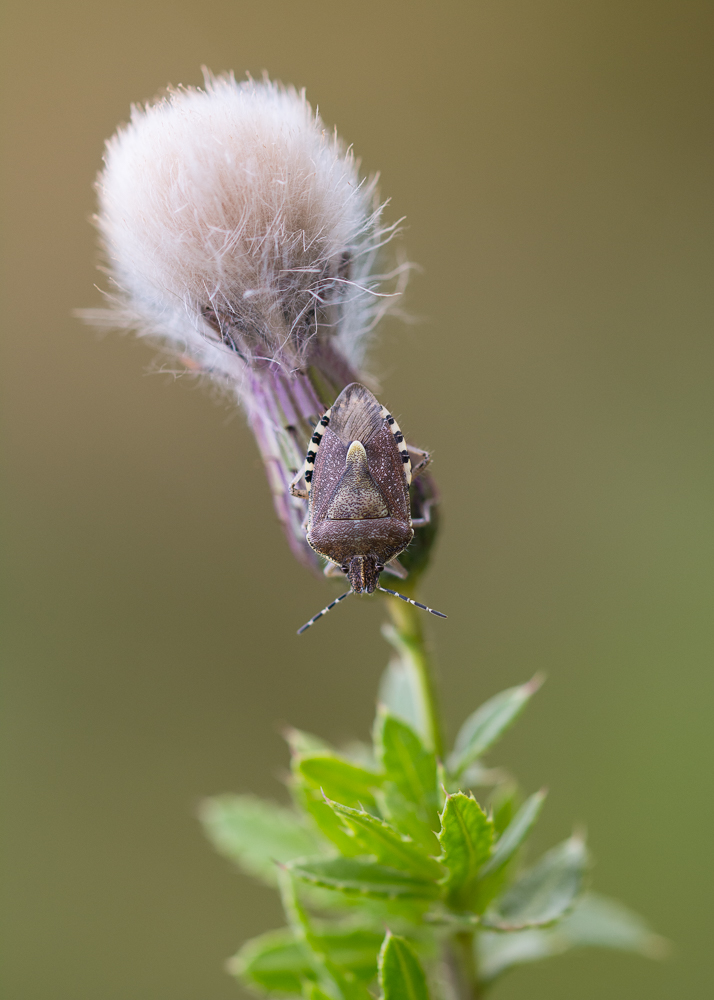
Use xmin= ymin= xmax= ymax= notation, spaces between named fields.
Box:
xmin=290 ymin=383 xmax=446 ymax=632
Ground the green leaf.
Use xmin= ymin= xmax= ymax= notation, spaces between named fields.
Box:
xmin=558 ymin=892 xmax=668 ymax=957
xmin=199 ymin=794 xmax=322 ymax=885
xmin=375 ymin=712 xmax=439 ymax=829
xmin=378 ymin=932 xmax=430 ymax=1000
xmin=326 ymin=800 xmax=444 ymax=880
xmin=307 ymin=983 xmax=374 ymax=1000
xmin=230 ymin=928 xmax=311 ymax=994
xmin=475 ymin=789 xmax=546 ymax=908
xmin=298 ymin=754 xmax=382 ymax=809
xmin=339 ymin=740 xmax=377 ymax=769
xmin=458 ymin=762 xmax=508 ymax=791
xmin=438 ymin=792 xmax=494 ymax=904
xmin=478 ymin=891 xmax=666 ymax=982
xmin=278 ymin=865 xmax=316 ymax=941
xmin=490 ymin=783 xmax=518 ymax=837
xmin=448 ymin=676 xmax=543 ymax=777
xmin=285 ymin=727 xmax=334 ymax=756
xmin=484 ymin=834 xmax=587 ymax=930
xmin=305 ymin=987 xmax=338 ymax=1000
xmin=264 ymin=897 xmax=382 ymax=983
xmin=277 ymin=868 xmax=377 ymax=1000
xmin=378 ymin=785 xmax=441 ymax=856
xmin=294 ymin=781 xmax=363 ymax=856
xmin=287 ymin=857 xmax=442 ymax=900
xmin=315 ymin=926 xmax=385 ymax=981
xmin=479 ymin=925 xmax=566 ymax=982
xmin=482 ymin=790 xmax=546 ymax=876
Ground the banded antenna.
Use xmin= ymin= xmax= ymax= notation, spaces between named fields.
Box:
xmin=297 ymin=591 xmax=351 ymax=634
xmin=297 ymin=587 xmax=447 ymax=634
xmin=378 ymin=587 xmax=447 ymax=619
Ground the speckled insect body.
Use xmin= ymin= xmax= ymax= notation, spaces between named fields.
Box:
xmin=291 ymin=383 xmax=445 ymax=632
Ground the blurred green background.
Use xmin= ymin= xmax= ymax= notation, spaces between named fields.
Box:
xmin=3 ymin=1 xmax=713 ymax=997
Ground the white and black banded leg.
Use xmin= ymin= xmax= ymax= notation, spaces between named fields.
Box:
xmin=297 ymin=590 xmax=351 ymax=634
xmin=380 ymin=406 xmax=413 ymax=486
xmin=378 ymin=586 xmax=447 ymax=619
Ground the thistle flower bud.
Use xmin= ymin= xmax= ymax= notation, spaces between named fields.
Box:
xmin=82 ymin=72 xmax=436 ymax=577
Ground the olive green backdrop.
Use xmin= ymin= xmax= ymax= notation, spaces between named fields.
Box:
xmin=3 ymin=1 xmax=713 ymax=997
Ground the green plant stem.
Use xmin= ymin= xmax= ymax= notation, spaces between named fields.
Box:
xmin=454 ymin=931 xmax=484 ymax=1000
xmin=386 ymin=596 xmax=486 ymax=1000
xmin=385 ymin=595 xmax=445 ymax=762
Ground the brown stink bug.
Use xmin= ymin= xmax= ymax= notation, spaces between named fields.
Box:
xmin=290 ymin=383 xmax=446 ymax=633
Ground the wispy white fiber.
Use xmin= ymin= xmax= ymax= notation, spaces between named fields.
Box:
xmin=84 ymin=72 xmax=403 ymax=398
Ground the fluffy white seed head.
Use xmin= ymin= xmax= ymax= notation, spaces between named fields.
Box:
xmin=88 ymin=72 xmax=401 ymax=395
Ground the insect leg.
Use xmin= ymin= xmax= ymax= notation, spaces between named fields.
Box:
xmin=410 ymin=496 xmax=434 ymax=528
xmin=289 ymin=461 xmax=309 ymax=499
xmin=382 ymin=557 xmax=408 ymax=579
xmin=409 ymin=465 xmax=437 ymax=526
xmin=407 ymin=444 xmax=432 ymax=479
